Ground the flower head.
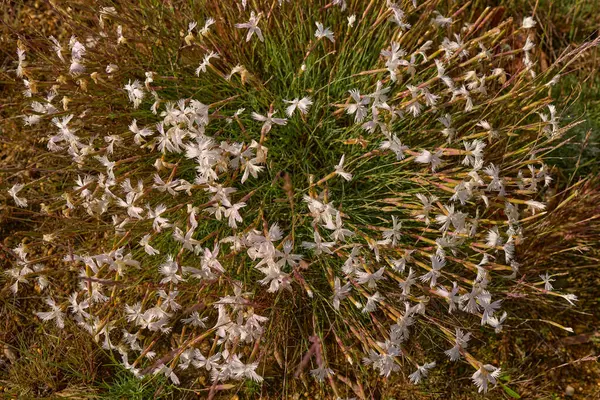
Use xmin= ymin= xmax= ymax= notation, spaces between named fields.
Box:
xmin=315 ymin=22 xmax=335 ymax=43
xmin=236 ymin=12 xmax=263 ymax=42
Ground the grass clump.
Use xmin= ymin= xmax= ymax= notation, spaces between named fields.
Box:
xmin=1 ymin=0 xmax=598 ymax=398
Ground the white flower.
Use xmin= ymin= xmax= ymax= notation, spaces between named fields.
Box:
xmin=488 ymin=311 xmax=508 ymax=333
xmin=121 ymin=330 xmax=142 ymax=352
xmin=472 ymin=364 xmax=501 ymax=393
xmin=332 ymin=277 xmax=352 ymax=310
xmin=483 ymin=163 xmax=504 ymax=194
xmin=124 ymin=80 xmax=145 ymax=108
xmin=560 ymin=293 xmax=578 ymax=306
xmin=346 ymin=89 xmax=370 ymax=123
xmin=234 ymin=358 xmax=264 ymax=382
xmin=477 ymin=120 xmax=499 ymax=140
xmin=117 ymin=193 xmax=144 ymax=219
xmin=284 ymin=96 xmax=313 ymax=117
xmin=523 ymin=36 xmax=535 ymax=52
xmin=258 ymin=263 xmax=289 ymax=293
xmin=362 ymin=291 xmax=382 ymax=313
xmin=445 ymin=328 xmax=471 ymax=361
xmin=437 ymin=281 xmax=460 ymax=313
xmin=315 ymin=22 xmax=335 ymax=43
xmin=8 ymin=183 xmax=27 ymax=207
xmin=68 ymin=56 xmax=85 ymax=75
xmin=68 ymin=37 xmax=86 ymax=73
xmin=356 ymin=267 xmax=386 ymax=289
xmin=399 ymin=268 xmax=417 ymax=296
xmin=382 ymin=215 xmax=402 ymax=246
xmin=241 ymin=157 xmax=264 ymax=183
xmin=153 ymin=174 xmax=179 ymax=196
xmin=333 ymin=0 xmax=347 ymax=10
xmin=147 ymin=204 xmax=171 ymax=232
xmin=419 ymin=254 xmax=445 ymax=287
xmin=153 ymin=363 xmax=180 ymax=385
xmin=49 ymin=35 xmax=64 ymax=62
xmin=23 ymin=114 xmax=41 ymax=126
xmin=435 ymin=204 xmax=467 ymax=233
xmin=225 ymin=202 xmax=246 ymax=228
xmin=347 ymin=14 xmax=356 ymax=27
xmin=140 ymin=234 xmax=160 ymax=255
xmin=129 ymin=119 xmax=153 ymax=145
xmin=362 ymin=340 xmax=401 ymax=378
xmin=415 ymin=149 xmax=443 ymax=172
xmin=181 ymin=311 xmax=208 ymax=327
xmin=159 ymin=255 xmax=185 ymax=284
xmin=310 ymin=366 xmax=334 ymax=381
xmin=334 ymin=154 xmax=352 ymax=181
xmin=387 ymin=1 xmax=411 ymax=30
xmin=441 ymin=34 xmax=468 ymax=59
xmin=431 ymin=11 xmax=452 ymax=27
xmin=369 ymin=80 xmax=390 ymax=106
xmin=539 ymin=104 xmax=560 ymax=136
xmin=462 ymin=139 xmax=486 ymax=167
xmin=540 ymin=272 xmax=555 ymax=291
xmin=251 ymin=110 xmax=287 ymax=135
xmin=408 ymin=361 xmax=436 ymax=384
xmin=196 ymin=51 xmax=220 ymax=75
xmin=415 ymin=193 xmax=437 ymax=225
xmin=525 ymin=200 xmax=546 ymax=214
xmin=522 ymin=16 xmax=537 ymax=29
xmin=328 ymin=212 xmax=354 ymax=243
xmin=158 ymin=289 xmax=181 ymax=311
xmin=451 ymin=85 xmax=473 ymax=111
xmin=144 ymin=71 xmax=154 ymax=88
xmin=202 ymin=244 xmax=224 ymax=273
xmin=545 ymin=74 xmax=561 ymax=87
xmin=276 ymin=240 xmax=303 ymax=267
xmin=390 ymin=249 xmax=414 ymax=273
xmin=200 ymin=18 xmax=215 ymax=36
xmin=381 ymin=41 xmax=407 ymax=81
xmin=106 ymin=63 xmax=118 ymax=74
xmin=406 ymin=96 xmax=422 ymax=117
xmin=124 ymin=302 xmax=145 ymax=326
xmin=235 ymin=11 xmax=263 ymax=42
xmin=485 ymin=227 xmax=503 ymax=247
xmin=380 ymin=134 xmax=409 ymax=160
xmin=437 ymin=113 xmax=455 ymax=142
xmin=421 ymin=86 xmax=440 ymax=106
xmin=193 ymin=350 xmax=221 ymax=371
xmin=302 ymin=230 xmax=335 ymax=255
xmin=187 ymin=21 xmax=198 ymax=34
xmin=35 ymin=297 xmax=65 ymax=329
xmin=116 ymin=25 xmax=126 ymax=45
xmin=480 ymin=297 xmax=502 ymax=326
xmin=5 ymin=265 xmax=33 ymax=294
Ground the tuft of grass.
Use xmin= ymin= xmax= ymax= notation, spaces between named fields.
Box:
xmin=1 ymin=0 xmax=599 ymax=398
xmin=546 ymin=73 xmax=600 ymax=178
xmin=99 ymin=368 xmax=175 ymax=400
xmin=0 ymin=321 xmax=103 ymax=398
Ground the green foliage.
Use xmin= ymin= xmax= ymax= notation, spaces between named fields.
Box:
xmin=547 ymin=73 xmax=600 ymax=178
xmin=100 ymin=369 xmax=174 ymax=399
